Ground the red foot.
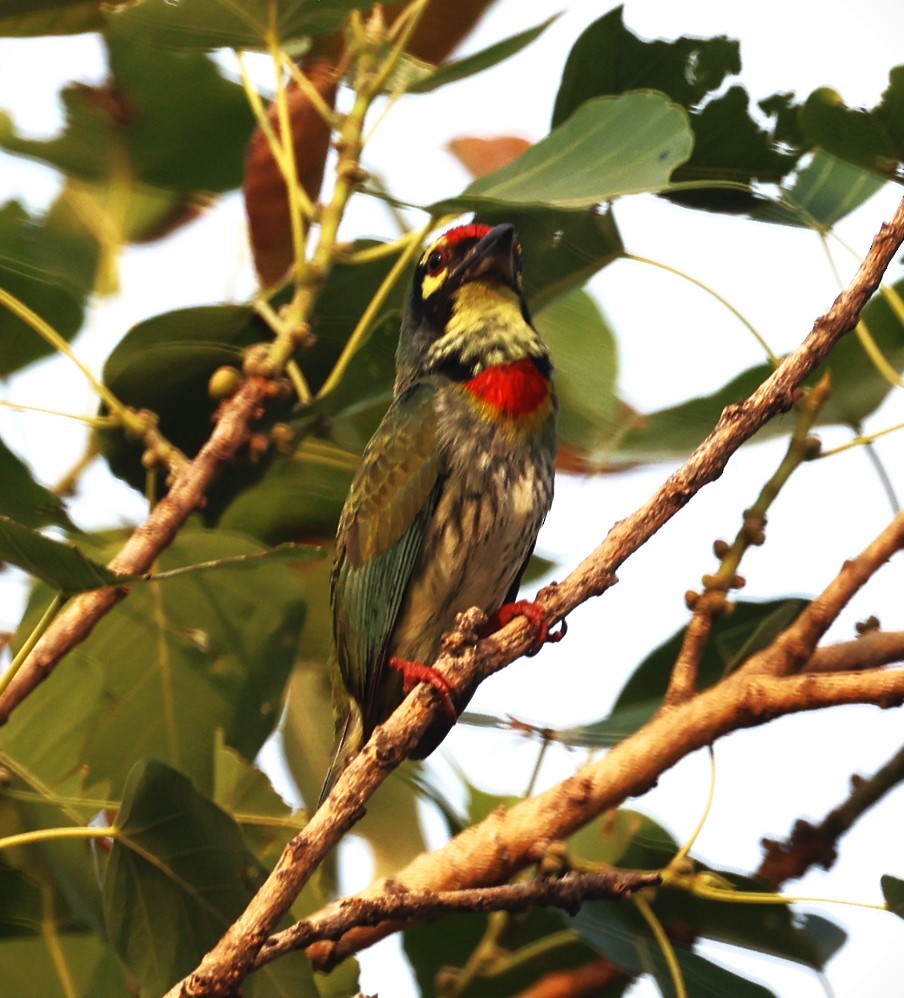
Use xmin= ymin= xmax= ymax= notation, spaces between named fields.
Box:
xmin=388 ymin=658 xmax=458 ymax=719
xmin=486 ymin=600 xmax=567 ymax=655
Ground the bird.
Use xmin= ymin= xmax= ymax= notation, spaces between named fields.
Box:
xmin=321 ymin=222 xmax=558 ymax=804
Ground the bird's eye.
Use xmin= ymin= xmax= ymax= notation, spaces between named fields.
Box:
xmin=425 ymin=248 xmax=447 ymax=276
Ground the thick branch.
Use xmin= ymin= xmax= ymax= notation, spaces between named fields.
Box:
xmin=255 ymin=869 xmax=660 ymax=966
xmin=0 ymin=377 xmax=269 ymax=723
xmin=308 ymin=665 xmax=904 ymax=969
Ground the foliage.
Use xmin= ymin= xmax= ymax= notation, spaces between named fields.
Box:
xmin=0 ymin=2 xmax=902 ymax=996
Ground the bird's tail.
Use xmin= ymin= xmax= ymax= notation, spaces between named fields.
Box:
xmin=317 ymin=700 xmax=364 ymax=809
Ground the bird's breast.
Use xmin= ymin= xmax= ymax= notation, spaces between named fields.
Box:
xmin=387 ymin=391 xmax=555 ymax=664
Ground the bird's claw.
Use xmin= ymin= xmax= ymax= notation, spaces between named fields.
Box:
xmin=489 ymin=599 xmax=567 ymax=656
xmin=388 ymin=657 xmax=458 ymax=718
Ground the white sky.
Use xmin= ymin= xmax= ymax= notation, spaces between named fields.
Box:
xmin=2 ymin=2 xmax=904 ymax=996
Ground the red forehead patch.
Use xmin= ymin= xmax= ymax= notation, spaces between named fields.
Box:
xmin=442 ymin=223 xmax=493 ymax=246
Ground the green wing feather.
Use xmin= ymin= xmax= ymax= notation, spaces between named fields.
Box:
xmin=331 ymin=381 xmax=444 ymax=734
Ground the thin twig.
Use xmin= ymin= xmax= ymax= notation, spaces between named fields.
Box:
xmin=254 ymin=870 xmax=660 ymax=966
xmin=665 ymin=374 xmax=830 ymax=703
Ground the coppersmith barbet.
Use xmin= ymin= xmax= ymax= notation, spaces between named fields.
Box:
xmin=322 ymin=222 xmax=557 ymax=801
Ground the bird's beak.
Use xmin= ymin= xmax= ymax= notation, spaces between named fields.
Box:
xmin=454 ymin=223 xmax=517 ymax=287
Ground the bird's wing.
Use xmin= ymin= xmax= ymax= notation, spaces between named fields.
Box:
xmin=331 ymin=381 xmax=444 ymax=728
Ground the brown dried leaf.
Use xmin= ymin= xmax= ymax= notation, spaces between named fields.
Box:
xmin=387 ymin=0 xmax=499 ymax=64
xmin=243 ymin=59 xmax=338 ymax=287
xmin=447 ymin=135 xmax=531 ymax=178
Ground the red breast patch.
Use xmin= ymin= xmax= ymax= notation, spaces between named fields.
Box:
xmin=464 ymin=357 xmax=550 ymax=418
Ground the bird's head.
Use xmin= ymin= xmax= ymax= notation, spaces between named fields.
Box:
xmin=396 ymin=222 xmax=549 ymax=393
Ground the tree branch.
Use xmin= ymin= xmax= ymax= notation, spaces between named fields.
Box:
xmin=805 ymin=629 xmax=904 ymax=673
xmin=254 ymin=869 xmax=660 ymax=967
xmin=742 ymin=510 xmax=904 ymax=677
xmin=308 ymin=665 xmax=904 ymax=971
xmin=165 ymin=196 xmax=904 ymax=995
xmin=758 ymin=738 xmax=904 ymax=886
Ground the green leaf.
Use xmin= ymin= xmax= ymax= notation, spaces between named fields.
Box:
xmin=407 ymin=15 xmax=559 ymax=94
xmin=110 ymin=0 xmax=372 ymax=50
xmin=802 ymin=87 xmax=897 ymax=172
xmin=615 ymin=362 xmax=779 ymax=463
xmin=0 ymin=660 xmax=110 ymax=934
xmin=567 ymin=899 xmax=648 ymax=976
xmin=101 ymin=242 xmax=408 ymax=499
xmin=105 ymin=759 xmax=317 ymax=996
xmin=0 ymin=861 xmax=50 ymax=938
xmin=536 ymin=288 xmax=623 ymax=461
xmin=0 ymin=860 xmax=130 ymax=992
xmin=568 ymin=808 xmax=679 ymax=871
xmin=9 ymin=528 xmax=306 ymax=795
xmin=280 ymin=556 xmax=335 ymax=811
xmin=0 ymin=0 xmax=113 ymax=37
xmin=627 ymin=272 xmax=904 ymax=454
xmin=212 ymin=737 xmax=305 ymax=868
xmin=105 ymin=17 xmax=257 ymax=192
xmin=552 ymin=6 xmax=740 ymax=127
xmin=670 ymin=85 xmax=798 ymax=210
xmin=0 ymin=507 xmax=316 ymax=593
xmin=431 ymin=92 xmax=694 ymax=212
xmin=0 ymin=515 xmax=121 ymax=593
xmin=550 ymin=8 xmax=802 ymax=214
xmin=81 ymin=529 xmax=305 ymax=791
xmin=218 ymin=439 xmax=356 ymax=544
xmin=753 ymin=150 xmax=887 ymax=230
xmin=616 ymin=599 xmax=808 ymax=708
xmin=1 ymin=28 xmax=256 ymax=193
xmin=0 ymin=933 xmax=130 ymax=997
xmin=800 ymin=68 xmax=904 ymax=180
xmin=0 ymin=439 xmax=72 ymax=529
xmin=0 ymin=86 xmax=112 ymax=182
xmin=882 ymin=874 xmax=904 ymax=918
xmin=0 ymin=201 xmax=89 ymax=375
xmin=99 ymin=303 xmax=264 ymax=488
xmin=666 ymin=949 xmax=777 ymax=998
xmin=569 ymin=901 xmax=777 ymax=997
xmin=655 ymin=874 xmax=845 ymax=969
xmin=0 ymin=653 xmax=107 ymax=804
xmin=405 ymin=909 xmax=602 ymax=998
xmin=560 ymin=601 xmax=807 ymax=748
